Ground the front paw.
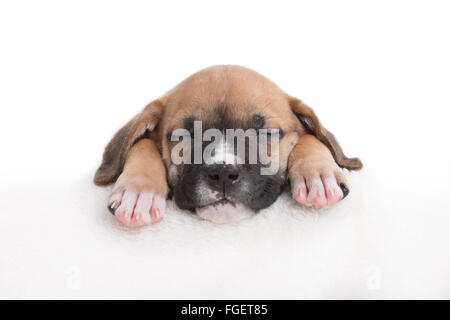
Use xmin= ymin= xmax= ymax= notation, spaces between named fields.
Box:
xmin=108 ymin=190 xmax=166 ymax=227
xmin=290 ymin=167 xmax=349 ymax=208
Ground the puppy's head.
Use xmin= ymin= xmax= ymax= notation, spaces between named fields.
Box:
xmin=165 ymin=110 xmax=292 ymax=222
xmin=95 ymin=65 xmax=362 ymax=223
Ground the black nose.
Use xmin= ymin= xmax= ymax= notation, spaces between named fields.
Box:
xmin=206 ymin=165 xmax=240 ymax=187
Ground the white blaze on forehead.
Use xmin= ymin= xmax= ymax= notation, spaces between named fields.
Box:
xmin=196 ymin=202 xmax=254 ymax=224
xmin=212 ymin=136 xmax=240 ymax=165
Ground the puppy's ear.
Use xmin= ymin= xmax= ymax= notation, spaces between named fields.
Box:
xmin=288 ymin=96 xmax=363 ymax=171
xmin=94 ymin=99 xmax=165 ymax=185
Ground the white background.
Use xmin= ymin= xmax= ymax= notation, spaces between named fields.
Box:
xmin=1 ymin=0 xmax=449 ymax=299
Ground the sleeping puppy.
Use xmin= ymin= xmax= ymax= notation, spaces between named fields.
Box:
xmin=94 ymin=65 xmax=362 ymax=226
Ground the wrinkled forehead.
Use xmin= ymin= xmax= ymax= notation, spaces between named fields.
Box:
xmin=162 ymin=70 xmax=295 ymax=133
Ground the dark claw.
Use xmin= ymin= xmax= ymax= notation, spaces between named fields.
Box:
xmin=339 ymin=183 xmax=350 ymax=199
xmin=107 ymin=203 xmax=116 ymax=215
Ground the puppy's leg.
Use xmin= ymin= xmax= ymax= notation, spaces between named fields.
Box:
xmin=288 ymin=134 xmax=349 ymax=208
xmin=108 ymin=139 xmax=168 ymax=227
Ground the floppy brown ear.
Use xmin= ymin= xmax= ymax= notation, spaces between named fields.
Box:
xmin=288 ymin=96 xmax=363 ymax=171
xmin=94 ymin=99 xmax=165 ymax=186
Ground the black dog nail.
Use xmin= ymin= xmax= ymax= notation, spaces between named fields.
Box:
xmin=339 ymin=183 xmax=350 ymax=199
xmin=108 ymin=203 xmax=116 ymax=215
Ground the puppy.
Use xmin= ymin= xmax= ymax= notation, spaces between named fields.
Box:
xmin=94 ymin=65 xmax=362 ymax=226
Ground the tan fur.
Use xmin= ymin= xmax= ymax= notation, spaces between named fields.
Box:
xmin=288 ymin=134 xmax=346 ymax=185
xmin=111 ymin=139 xmax=168 ymax=196
xmin=95 ymin=65 xmax=362 ymax=206
xmin=287 ymin=97 xmax=362 ymax=171
xmin=94 ymin=99 xmax=166 ymax=186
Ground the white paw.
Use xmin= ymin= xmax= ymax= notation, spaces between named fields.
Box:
xmin=108 ymin=191 xmax=166 ymax=227
xmin=291 ymin=173 xmax=349 ymax=208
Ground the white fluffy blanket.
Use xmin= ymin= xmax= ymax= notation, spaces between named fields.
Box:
xmin=2 ymin=165 xmax=449 ymax=299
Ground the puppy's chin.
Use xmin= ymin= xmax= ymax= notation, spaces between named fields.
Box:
xmin=196 ymin=201 xmax=255 ymax=224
